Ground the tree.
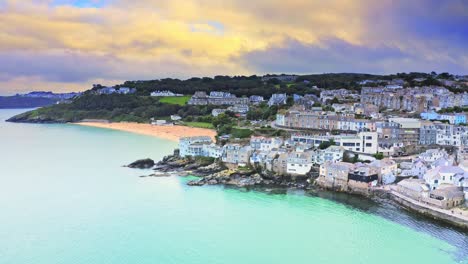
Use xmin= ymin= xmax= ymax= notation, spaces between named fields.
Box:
xmin=322 ymin=105 xmax=334 ymax=112
xmin=318 ymin=139 xmax=335 ymax=150
xmin=330 ymin=97 xmax=340 ymax=104
xmin=373 ymin=152 xmax=384 ymax=160
xmin=212 ymin=113 xmax=231 ymax=128
xmin=312 ymin=102 xmax=321 ymax=107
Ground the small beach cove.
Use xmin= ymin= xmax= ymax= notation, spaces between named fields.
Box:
xmin=73 ymin=121 xmax=217 ymax=142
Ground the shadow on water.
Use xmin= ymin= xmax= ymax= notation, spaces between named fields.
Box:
xmin=224 ymin=184 xmax=468 ymax=262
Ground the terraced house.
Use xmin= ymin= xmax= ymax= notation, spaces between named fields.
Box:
xmin=188 ymin=91 xmax=249 ymax=105
xmin=276 ymin=111 xmax=376 ymax=132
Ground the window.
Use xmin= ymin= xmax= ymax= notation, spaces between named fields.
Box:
xmin=366 ymin=136 xmax=373 ymax=140
xmin=366 ymin=143 xmax=372 ymax=147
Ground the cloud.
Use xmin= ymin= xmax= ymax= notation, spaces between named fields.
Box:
xmin=240 ymin=38 xmax=468 ymax=75
xmin=239 ymin=38 xmax=407 ymax=74
xmin=0 ymin=0 xmax=467 ymax=94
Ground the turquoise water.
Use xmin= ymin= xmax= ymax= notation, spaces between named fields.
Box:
xmin=0 ymin=109 xmax=467 ymax=264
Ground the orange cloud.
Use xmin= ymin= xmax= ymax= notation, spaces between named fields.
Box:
xmin=0 ymin=0 xmax=467 ymax=94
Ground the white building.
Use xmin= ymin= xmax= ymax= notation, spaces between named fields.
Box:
xmin=418 ymin=149 xmax=449 ymax=163
xmin=291 ymin=132 xmax=378 ymax=154
xmin=250 ymin=136 xmax=284 ymax=152
xmin=287 ymin=151 xmax=313 ymax=175
xmin=179 ymin=136 xmax=213 ymax=157
xmin=314 ymin=146 xmax=345 ymax=165
xmin=268 ymin=94 xmax=287 ymax=106
xmin=203 ymin=144 xmax=224 ymax=158
xmin=170 ymin=115 xmax=182 ymax=121
xmin=212 ymin=109 xmax=227 ymax=117
xmin=222 ymin=144 xmax=252 ymax=166
xmin=400 ymin=159 xmax=428 ymax=179
xmin=369 ymin=158 xmax=398 ymax=184
xmin=424 ymin=166 xmax=465 ymax=190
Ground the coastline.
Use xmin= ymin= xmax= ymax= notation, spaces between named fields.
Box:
xmin=73 ymin=122 xmax=217 ymax=142
xmin=152 ymin=153 xmax=468 ymax=231
xmin=70 ymin=120 xmax=468 ymax=231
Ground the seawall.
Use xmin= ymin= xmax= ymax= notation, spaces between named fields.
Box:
xmin=390 ymin=192 xmax=468 ymax=230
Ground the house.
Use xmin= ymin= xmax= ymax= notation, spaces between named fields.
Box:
xmin=291 ymin=132 xmax=378 ymax=154
xmin=425 ymin=186 xmax=465 ymax=209
xmin=320 ymin=89 xmax=358 ymax=103
xmin=318 ymin=161 xmax=355 ymax=190
xmin=228 ymin=104 xmax=250 ymax=114
xmin=400 ymin=159 xmax=428 ymax=179
xmin=354 ymin=103 xmax=379 ymax=117
xmin=376 ymin=121 xmax=402 ymax=155
xmin=278 ymin=110 xmax=377 ymax=132
xmin=222 ymin=144 xmax=252 ymax=166
xmin=203 ymin=144 xmax=224 ymax=158
xmin=188 ymin=91 xmax=249 ymax=105
xmin=212 ymin=109 xmax=227 ymax=117
xmin=369 ymin=158 xmax=398 ymax=184
xmin=250 ymin=136 xmax=284 ymax=151
xmin=388 ymin=118 xmax=421 ymax=129
xmin=117 ymin=87 xmax=136 ymax=94
xmin=432 ymin=157 xmax=455 ymax=168
xmin=421 ymin=112 xmax=466 ymax=125
xmin=179 ymin=136 xmax=213 ymax=157
xmin=250 ymin=150 xmax=268 ymax=165
xmin=294 ymin=94 xmax=319 ymax=109
xmin=315 ymin=146 xmax=344 ymax=165
xmin=97 ymin=87 xmax=116 ymax=94
xmin=395 ymin=179 xmax=430 ymax=201
xmin=286 ymin=151 xmax=313 ymax=175
xmin=170 ymin=115 xmax=182 ymax=121
xmin=151 ymin=119 xmax=172 ymax=126
xmin=332 ymin=103 xmax=354 ymax=113
xmin=424 ymin=166 xmax=465 ymax=190
xmin=385 ymin=84 xmax=403 ymax=90
xmin=418 ymin=149 xmax=449 ymax=164
xmin=459 ymin=146 xmax=468 ymax=161
xmin=348 ymin=163 xmax=379 ymax=191
xmin=210 ymin=91 xmax=233 ymax=98
xmin=268 ymin=94 xmax=287 ymax=106
xmin=272 ymin=153 xmax=288 ymax=176
xmin=249 ymin=95 xmax=264 ymax=104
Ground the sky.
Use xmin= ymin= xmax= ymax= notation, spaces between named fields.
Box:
xmin=0 ymin=0 xmax=467 ymax=94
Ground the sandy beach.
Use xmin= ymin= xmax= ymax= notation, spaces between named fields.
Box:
xmin=74 ymin=122 xmax=216 ymax=142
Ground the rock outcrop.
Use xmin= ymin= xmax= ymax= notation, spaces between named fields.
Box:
xmin=187 ymin=169 xmax=311 ymax=189
xmin=127 ymin=158 xmax=155 ymax=169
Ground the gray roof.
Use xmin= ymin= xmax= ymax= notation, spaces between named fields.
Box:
xmin=430 ymin=186 xmax=464 ymax=199
xmin=397 ymin=179 xmax=429 ymax=192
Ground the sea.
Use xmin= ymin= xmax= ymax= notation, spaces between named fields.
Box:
xmin=0 ymin=109 xmax=467 ymax=264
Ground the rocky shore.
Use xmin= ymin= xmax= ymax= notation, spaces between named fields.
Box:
xmin=151 ymin=151 xmax=313 ymax=190
xmin=127 ymin=152 xmax=468 ymax=231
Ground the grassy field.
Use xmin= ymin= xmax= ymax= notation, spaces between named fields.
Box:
xmin=184 ymin=122 xmax=215 ymax=129
xmin=158 ymin=96 xmax=191 ymax=106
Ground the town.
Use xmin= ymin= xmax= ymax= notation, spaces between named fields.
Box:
xmin=8 ymin=72 xmax=468 ymax=227
xmin=166 ymin=74 xmax=468 ymax=227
